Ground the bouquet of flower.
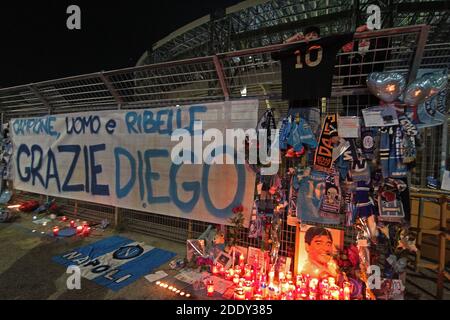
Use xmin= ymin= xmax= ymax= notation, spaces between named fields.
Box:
xmin=228 ymin=205 xmax=244 ymax=247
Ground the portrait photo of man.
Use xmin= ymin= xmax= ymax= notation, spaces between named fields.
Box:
xmin=296 ymin=225 xmax=344 ymax=279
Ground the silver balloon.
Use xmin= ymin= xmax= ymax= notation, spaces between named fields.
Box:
xmin=367 ymin=72 xmax=406 ymax=103
xmin=421 ymin=72 xmax=448 ymax=98
xmin=404 ymin=77 xmax=432 ymax=106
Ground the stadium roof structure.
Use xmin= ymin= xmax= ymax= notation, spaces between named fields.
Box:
xmin=138 ymin=0 xmax=450 ymax=65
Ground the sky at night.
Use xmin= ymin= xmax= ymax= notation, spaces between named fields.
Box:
xmin=0 ymin=0 xmax=243 ymax=88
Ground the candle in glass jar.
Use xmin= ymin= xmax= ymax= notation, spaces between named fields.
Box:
xmin=309 ymin=278 xmax=319 ymax=291
xmin=278 ymin=271 xmax=285 ymax=282
xmin=286 ymin=271 xmax=292 ymax=281
xmin=328 ymin=277 xmax=336 ymax=286
xmin=296 ymin=275 xmax=303 ymax=287
xmin=70 ymin=220 xmax=76 ymax=228
xmin=288 ymin=281 xmax=295 ymax=292
xmin=330 ymin=287 xmax=340 ymax=300
xmin=343 ymin=282 xmax=351 ymax=300
xmin=260 ymin=282 xmax=268 ymax=299
xmin=219 ymin=265 xmax=225 ymax=276
xmin=233 ymin=274 xmax=240 ymax=285
xmin=234 ymin=265 xmax=242 ymax=276
xmin=243 ymin=281 xmax=253 ymax=300
xmin=206 ymin=280 xmax=214 ymax=297
xmin=297 ymin=287 xmax=308 ymax=300
xmin=281 ymin=280 xmax=290 ymax=293
xmin=268 ymin=271 xmax=275 ymax=284
xmin=234 ymin=287 xmax=245 ymax=300
xmin=212 ymin=264 xmax=219 ymax=275
xmin=244 ymin=265 xmax=252 ymax=280
xmin=52 ymin=226 xmax=59 ymax=237
xmin=239 ymin=253 xmax=245 ymax=266
xmin=320 ymin=279 xmax=329 ymax=292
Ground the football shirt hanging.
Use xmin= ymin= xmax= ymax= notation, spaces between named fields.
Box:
xmin=272 ymin=33 xmax=354 ymax=100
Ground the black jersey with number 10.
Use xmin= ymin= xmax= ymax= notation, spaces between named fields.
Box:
xmin=272 ymin=32 xmax=354 ymax=101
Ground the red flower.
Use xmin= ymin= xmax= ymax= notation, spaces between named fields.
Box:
xmin=232 ymin=205 xmax=244 ymax=214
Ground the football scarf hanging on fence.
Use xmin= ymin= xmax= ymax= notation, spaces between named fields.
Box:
xmin=318 ymin=169 xmax=342 ymax=224
xmin=314 ymin=113 xmax=337 ymax=172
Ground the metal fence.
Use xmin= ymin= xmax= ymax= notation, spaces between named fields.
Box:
xmin=2 ymin=25 xmax=449 ymax=257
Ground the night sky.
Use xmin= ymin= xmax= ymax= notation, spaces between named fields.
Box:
xmin=0 ymin=0 xmax=243 ymax=88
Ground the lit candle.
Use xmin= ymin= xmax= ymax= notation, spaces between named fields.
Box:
xmin=244 ymin=281 xmax=253 ymax=300
xmin=76 ymin=226 xmax=83 ymax=234
xmin=239 ymin=253 xmax=245 ymax=267
xmin=328 ymin=277 xmax=336 ymax=286
xmin=268 ymin=271 xmax=275 ymax=285
xmin=330 ymin=287 xmax=340 ymax=300
xmin=286 ymin=291 xmax=294 ymax=300
xmin=244 ymin=265 xmax=252 ymax=280
xmin=233 ymin=274 xmax=240 ymax=285
xmin=70 ymin=220 xmax=76 ymax=228
xmin=296 ymin=275 xmax=303 ymax=287
xmin=52 ymin=226 xmax=59 ymax=237
xmin=309 ymin=278 xmax=319 ymax=291
xmin=234 ymin=287 xmax=245 ymax=300
xmin=281 ymin=280 xmax=289 ymax=293
xmin=206 ymin=280 xmax=214 ymax=297
xmin=219 ymin=265 xmax=225 ymax=276
xmin=320 ymin=279 xmax=329 ymax=292
xmin=288 ymin=281 xmax=296 ymax=292
xmin=61 ymin=216 xmax=68 ymax=222
xmin=286 ymin=271 xmax=292 ymax=281
xmin=212 ymin=264 xmax=219 ymax=275
xmin=343 ymin=282 xmax=351 ymax=300
xmin=278 ymin=271 xmax=285 ymax=282
xmin=234 ymin=265 xmax=241 ymax=276
xmin=229 ymin=268 xmax=235 ymax=277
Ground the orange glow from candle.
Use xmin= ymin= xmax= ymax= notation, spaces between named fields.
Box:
xmin=239 ymin=253 xmax=245 ymax=266
xmin=386 ymin=84 xmax=396 ymax=92
xmin=206 ymin=280 xmax=214 ymax=297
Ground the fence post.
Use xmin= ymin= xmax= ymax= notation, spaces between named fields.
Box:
xmin=415 ymin=197 xmax=424 ymax=272
xmin=114 ymin=207 xmax=120 ymax=228
xmin=74 ymin=200 xmax=78 ymax=217
xmin=436 ymin=196 xmax=447 ymax=299
xmin=188 ymin=220 xmax=193 ymax=239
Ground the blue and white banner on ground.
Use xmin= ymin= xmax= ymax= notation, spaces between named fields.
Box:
xmin=53 ymin=236 xmax=176 ymax=291
xmin=10 ymin=100 xmax=258 ymax=226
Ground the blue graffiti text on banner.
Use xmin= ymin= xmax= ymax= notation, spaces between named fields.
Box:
xmin=125 ymin=105 xmax=207 ymax=136
xmin=12 ymin=116 xmax=58 ymax=137
xmin=16 ymin=143 xmax=110 ymax=196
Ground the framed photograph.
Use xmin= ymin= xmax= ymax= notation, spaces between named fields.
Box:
xmin=214 ymin=251 xmax=232 ymax=269
xmin=294 ymin=224 xmax=344 ymax=277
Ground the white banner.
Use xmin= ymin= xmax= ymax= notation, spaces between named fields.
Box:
xmin=11 ymin=100 xmax=259 ymax=226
